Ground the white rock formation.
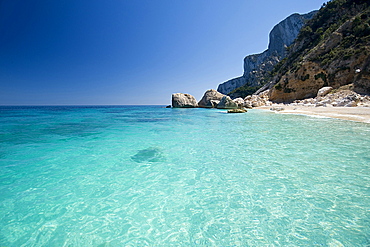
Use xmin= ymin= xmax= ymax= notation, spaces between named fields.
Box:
xmin=198 ymin=89 xmax=225 ymax=108
xmin=233 ymin=98 xmax=245 ymax=107
xmin=172 ymin=93 xmax=198 ymax=108
xmin=293 ymin=89 xmax=370 ymax=107
xmin=317 ymin=87 xmax=333 ymax=97
xmin=244 ymin=90 xmax=271 ymax=107
xmin=217 ymin=96 xmax=238 ymax=109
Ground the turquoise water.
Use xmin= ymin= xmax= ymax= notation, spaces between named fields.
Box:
xmin=0 ymin=106 xmax=369 ymax=246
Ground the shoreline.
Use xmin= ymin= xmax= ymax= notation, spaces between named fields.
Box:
xmin=256 ymin=105 xmax=370 ymax=124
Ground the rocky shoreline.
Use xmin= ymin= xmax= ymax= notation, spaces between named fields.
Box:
xmin=172 ymin=85 xmax=370 ymax=108
xmin=244 ymin=85 xmax=370 ymax=108
xmin=171 ymin=85 xmax=370 ymax=121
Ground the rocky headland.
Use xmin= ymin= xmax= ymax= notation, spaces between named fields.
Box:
xmin=171 ymin=0 xmax=370 ymax=122
xmin=217 ymin=11 xmax=317 ymax=98
xmin=260 ymin=0 xmax=370 ymax=103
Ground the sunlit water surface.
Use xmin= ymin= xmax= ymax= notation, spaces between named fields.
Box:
xmin=0 ymin=106 xmax=369 ymax=246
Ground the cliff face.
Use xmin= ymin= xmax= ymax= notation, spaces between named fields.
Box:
xmin=217 ymin=11 xmax=317 ymax=98
xmin=268 ymin=0 xmax=370 ymax=102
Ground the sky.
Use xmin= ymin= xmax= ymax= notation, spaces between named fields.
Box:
xmin=0 ymin=0 xmax=325 ymax=105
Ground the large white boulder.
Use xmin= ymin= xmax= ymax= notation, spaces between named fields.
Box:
xmin=198 ymin=89 xmax=225 ymax=108
xmin=172 ymin=93 xmax=198 ymax=108
xmin=233 ymin=97 xmax=245 ymax=106
xmin=217 ymin=96 xmax=238 ymax=109
xmin=317 ymin=87 xmax=333 ymax=97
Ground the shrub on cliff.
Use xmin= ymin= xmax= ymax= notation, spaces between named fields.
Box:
xmin=267 ymin=0 xmax=370 ymax=101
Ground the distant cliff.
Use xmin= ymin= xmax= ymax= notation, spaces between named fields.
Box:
xmin=217 ymin=11 xmax=317 ymax=98
xmin=268 ymin=0 xmax=370 ymax=102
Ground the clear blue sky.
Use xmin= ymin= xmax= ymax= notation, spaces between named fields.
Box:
xmin=0 ymin=0 xmax=325 ymax=105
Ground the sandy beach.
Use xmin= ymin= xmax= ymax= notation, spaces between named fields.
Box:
xmin=256 ymin=105 xmax=370 ymax=124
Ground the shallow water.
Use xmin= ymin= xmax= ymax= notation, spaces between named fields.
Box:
xmin=0 ymin=106 xmax=369 ymax=246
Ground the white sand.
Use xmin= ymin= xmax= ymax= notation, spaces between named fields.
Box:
xmin=256 ymin=105 xmax=370 ymax=124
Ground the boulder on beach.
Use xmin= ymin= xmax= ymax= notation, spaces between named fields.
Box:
xmin=317 ymin=87 xmax=333 ymax=97
xmin=244 ymin=90 xmax=271 ymax=108
xmin=172 ymin=93 xmax=198 ymax=108
xmin=233 ymin=98 xmax=245 ymax=107
xmin=198 ymin=89 xmax=225 ymax=108
xmin=217 ymin=96 xmax=238 ymax=109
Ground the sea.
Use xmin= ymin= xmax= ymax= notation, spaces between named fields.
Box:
xmin=0 ymin=105 xmax=369 ymax=246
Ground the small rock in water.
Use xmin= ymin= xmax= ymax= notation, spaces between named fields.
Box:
xmin=227 ymin=108 xmax=247 ymax=113
xmin=131 ymin=147 xmax=164 ymax=163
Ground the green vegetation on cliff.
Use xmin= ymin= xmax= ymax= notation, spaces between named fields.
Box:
xmin=228 ymin=85 xmax=263 ymax=99
xmin=268 ymin=0 xmax=370 ymax=102
xmin=298 ymin=0 xmax=370 ymax=67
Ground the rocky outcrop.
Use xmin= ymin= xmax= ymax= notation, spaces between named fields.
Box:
xmin=244 ymin=90 xmax=271 ymax=107
xmin=267 ymin=0 xmax=370 ymax=102
xmin=198 ymin=89 xmax=225 ymax=108
xmin=227 ymin=109 xmax=247 ymax=113
xmin=317 ymin=87 xmax=333 ymax=97
xmin=238 ymin=85 xmax=370 ymax=108
xmin=217 ymin=96 xmax=238 ymax=109
xmin=354 ymin=54 xmax=370 ymax=95
xmin=172 ymin=93 xmax=198 ymax=108
xmin=217 ymin=11 xmax=317 ymax=97
xmin=217 ymin=76 xmax=247 ymax=97
xmin=291 ymin=86 xmax=370 ymax=107
xmin=171 ymin=89 xmax=249 ymax=109
xmin=268 ymin=61 xmax=328 ymax=103
xmin=233 ymin=98 xmax=245 ymax=107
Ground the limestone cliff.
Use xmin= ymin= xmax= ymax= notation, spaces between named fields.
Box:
xmin=268 ymin=0 xmax=370 ymax=102
xmin=217 ymin=11 xmax=317 ymax=98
